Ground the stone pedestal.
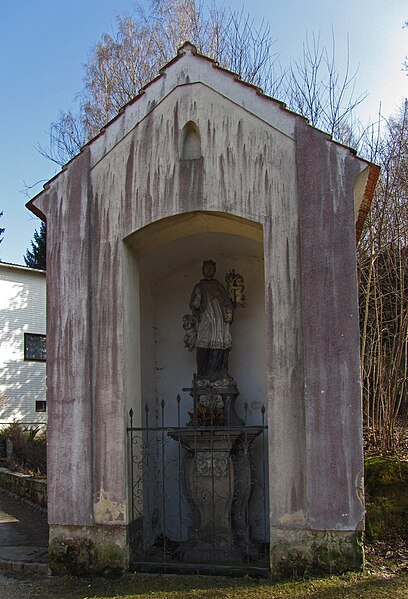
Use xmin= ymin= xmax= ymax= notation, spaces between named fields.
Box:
xmin=169 ymin=427 xmax=261 ymax=563
xmin=182 ymin=429 xmax=240 ymax=562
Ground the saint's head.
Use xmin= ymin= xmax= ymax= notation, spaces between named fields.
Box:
xmin=202 ymin=260 xmax=216 ymax=279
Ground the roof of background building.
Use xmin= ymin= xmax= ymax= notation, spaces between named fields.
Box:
xmin=0 ymin=261 xmax=46 ymax=275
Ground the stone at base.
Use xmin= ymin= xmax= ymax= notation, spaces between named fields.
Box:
xmin=177 ymin=540 xmax=245 ymax=565
xmin=49 ymin=524 xmax=128 ymax=576
xmin=269 ymin=528 xmax=364 ymax=581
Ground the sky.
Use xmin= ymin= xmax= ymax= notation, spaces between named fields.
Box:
xmin=0 ymin=0 xmax=406 ymax=265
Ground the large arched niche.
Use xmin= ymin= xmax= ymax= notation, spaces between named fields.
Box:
xmin=123 ymin=211 xmax=266 ymax=427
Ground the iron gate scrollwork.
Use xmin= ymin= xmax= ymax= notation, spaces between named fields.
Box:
xmin=127 ymin=394 xmax=269 ymax=575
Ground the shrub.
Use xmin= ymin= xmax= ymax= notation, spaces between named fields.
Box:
xmin=0 ymin=423 xmax=46 ymax=477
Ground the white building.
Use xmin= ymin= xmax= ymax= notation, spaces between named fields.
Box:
xmin=0 ymin=263 xmax=46 ymax=424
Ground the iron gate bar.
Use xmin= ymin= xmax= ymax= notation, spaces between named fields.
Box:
xmin=128 ymin=399 xmax=269 ymax=575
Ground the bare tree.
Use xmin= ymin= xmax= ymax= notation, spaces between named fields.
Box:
xmin=37 ymin=110 xmax=86 ymax=166
xmin=41 ymin=1 xmax=367 ymax=164
xmin=82 ymin=14 xmax=160 ymax=139
xmin=137 ymin=0 xmax=277 ymax=91
xmin=283 ymin=30 xmax=366 ymax=143
xmin=358 ymin=101 xmax=408 ymax=453
xmin=40 ymin=0 xmax=278 ymax=163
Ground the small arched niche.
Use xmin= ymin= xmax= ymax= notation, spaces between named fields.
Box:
xmin=181 ymin=121 xmax=201 ymax=160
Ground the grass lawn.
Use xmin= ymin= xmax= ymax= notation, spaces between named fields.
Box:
xmin=1 ymin=539 xmax=406 ymax=598
xmin=1 ymin=569 xmax=407 ymax=599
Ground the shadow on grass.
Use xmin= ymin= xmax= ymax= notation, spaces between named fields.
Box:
xmin=12 ymin=571 xmax=407 ymax=599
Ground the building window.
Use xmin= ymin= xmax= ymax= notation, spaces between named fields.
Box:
xmin=35 ymin=400 xmax=46 ymax=413
xmin=24 ymin=333 xmax=46 ymax=361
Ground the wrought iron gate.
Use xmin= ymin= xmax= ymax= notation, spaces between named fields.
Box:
xmin=127 ymin=394 xmax=269 ymax=575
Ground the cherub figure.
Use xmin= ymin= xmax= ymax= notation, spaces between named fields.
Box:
xmin=182 ymin=313 xmax=197 ymax=351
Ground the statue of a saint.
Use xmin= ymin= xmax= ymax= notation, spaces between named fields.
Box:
xmin=183 ymin=260 xmax=245 ymax=382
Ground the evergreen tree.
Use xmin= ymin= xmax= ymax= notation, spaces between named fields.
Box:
xmin=0 ymin=211 xmax=4 ymax=243
xmin=24 ymin=221 xmax=46 ymax=270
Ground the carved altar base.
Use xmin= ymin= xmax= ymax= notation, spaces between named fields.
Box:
xmin=169 ymin=427 xmax=261 ymax=564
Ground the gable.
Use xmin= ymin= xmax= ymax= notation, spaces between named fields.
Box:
xmin=88 ymin=81 xmax=297 ymax=239
xmin=27 ymin=42 xmax=379 ymax=239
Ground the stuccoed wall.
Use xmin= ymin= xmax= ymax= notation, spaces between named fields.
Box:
xmin=267 ymin=119 xmax=365 ymax=578
xmin=30 ymin=44 xmax=369 ymax=577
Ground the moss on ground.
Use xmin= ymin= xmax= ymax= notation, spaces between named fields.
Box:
xmin=364 ymin=457 xmax=408 ymax=542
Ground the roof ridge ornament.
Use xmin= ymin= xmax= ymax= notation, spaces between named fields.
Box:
xmin=178 ymin=41 xmax=198 ymax=56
